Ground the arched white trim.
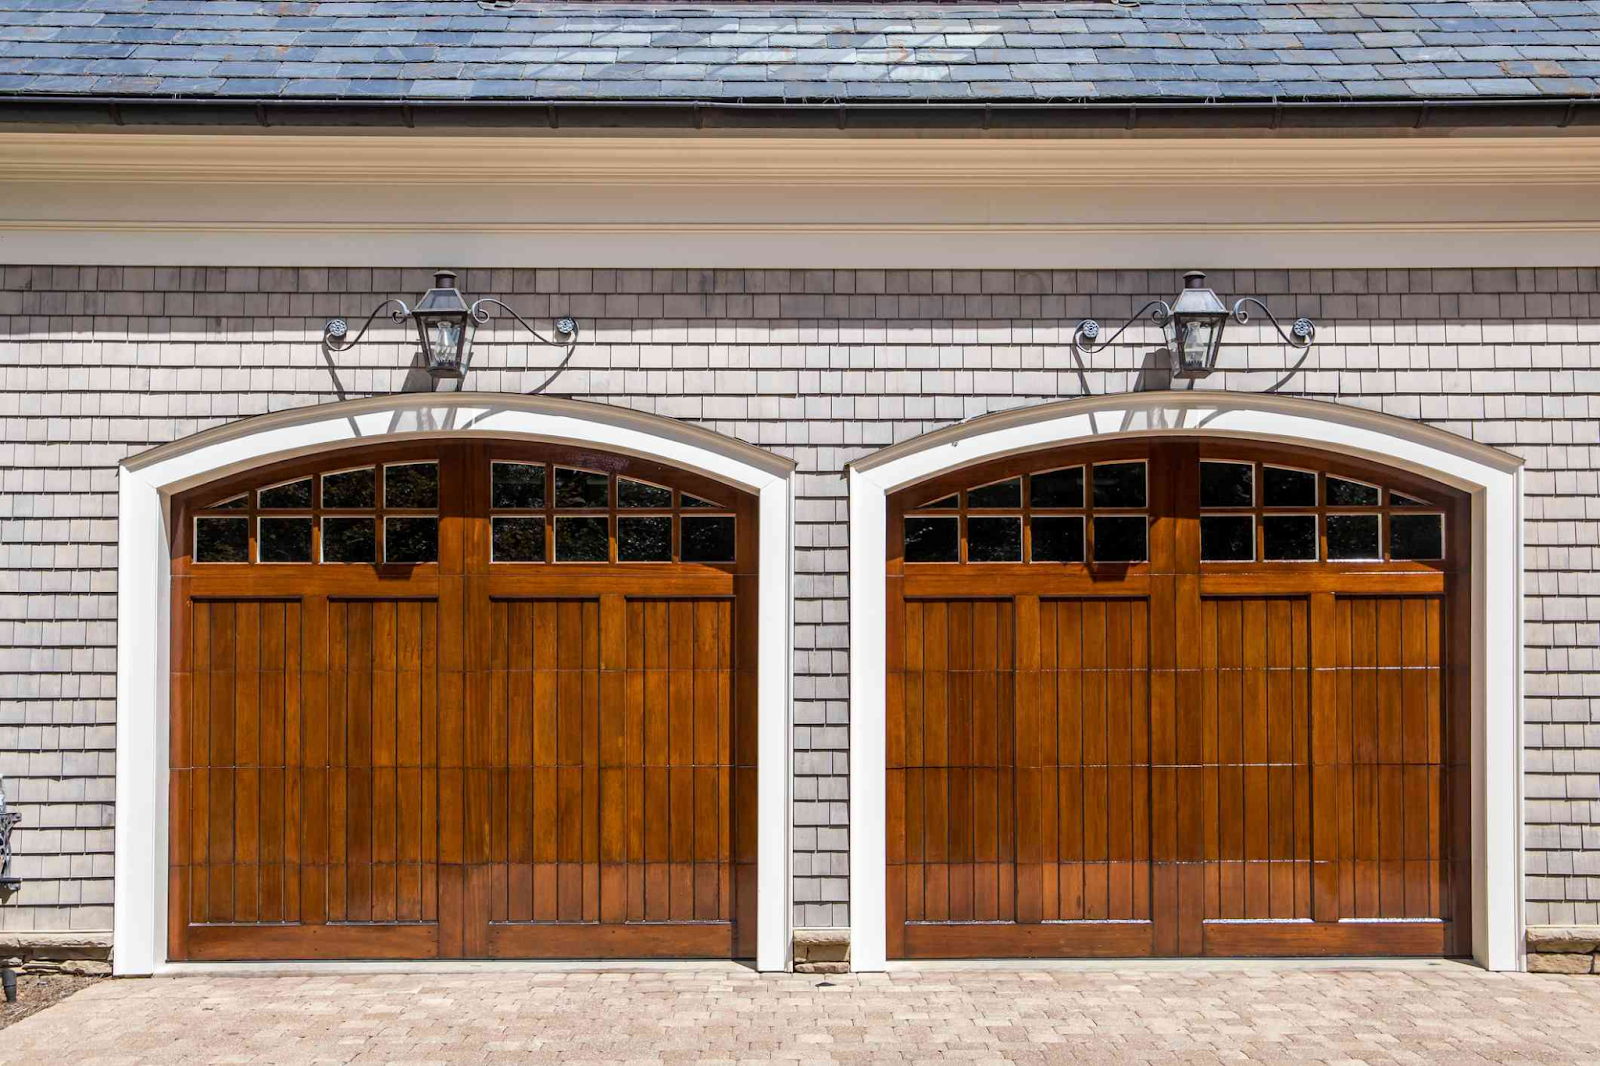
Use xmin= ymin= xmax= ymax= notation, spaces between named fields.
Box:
xmin=114 ymin=394 xmax=795 ymax=975
xmin=847 ymin=392 xmax=1523 ymax=972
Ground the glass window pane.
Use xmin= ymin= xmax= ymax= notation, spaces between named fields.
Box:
xmin=681 ymin=516 xmax=735 ymax=563
xmin=555 ymin=516 xmax=609 ymax=561
xmin=385 ymin=517 xmax=438 ymax=563
xmin=967 ymin=477 xmax=1021 ymax=509
xmin=1263 ymin=515 xmax=1318 ymax=561
xmin=1389 ymin=513 xmax=1444 ymax=560
xmin=1200 ymin=462 xmax=1252 ymax=509
xmin=1327 ymin=476 xmax=1379 ymax=507
xmin=491 ymin=516 xmax=544 ymax=563
xmin=1390 ymin=491 xmax=1428 ymax=507
xmin=322 ymin=468 xmax=375 ymax=509
xmin=195 ymin=517 xmax=248 ymax=563
xmin=1030 ymin=468 xmax=1084 ymax=509
xmin=1326 ymin=514 xmax=1380 ymax=560
xmin=904 ymin=516 xmax=958 ymax=563
xmin=258 ymin=517 xmax=312 ymax=563
xmin=208 ymin=494 xmax=247 ymax=511
xmin=1092 ymin=462 xmax=1147 ymax=508
xmin=680 ymin=493 xmax=722 ymax=509
xmin=259 ymin=477 xmax=312 ymax=510
xmin=492 ymin=462 xmax=545 ymax=509
xmin=1093 ymin=516 xmax=1147 ymax=563
xmin=1263 ymin=467 xmax=1316 ymax=508
xmin=967 ymin=516 xmax=1022 ymax=562
xmin=385 ymin=462 xmax=439 ymax=509
xmin=617 ymin=478 xmax=671 ymax=509
xmin=916 ymin=494 xmax=958 ymax=511
xmin=618 ymin=516 xmax=673 ymax=561
xmin=322 ymin=516 xmax=376 ymax=563
xmin=1200 ymin=515 xmax=1254 ymax=561
xmin=1031 ymin=516 xmax=1085 ymax=563
xmin=555 ymin=467 xmax=609 ymax=509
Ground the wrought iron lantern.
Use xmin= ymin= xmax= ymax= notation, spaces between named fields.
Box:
xmin=0 ymin=777 xmax=20 ymax=892
xmin=1072 ymin=270 xmax=1315 ymax=380
xmin=323 ymin=269 xmax=578 ymax=383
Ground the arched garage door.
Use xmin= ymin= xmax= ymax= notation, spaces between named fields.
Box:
xmin=886 ymin=438 xmax=1469 ymax=959
xmin=169 ymin=441 xmax=758 ymax=961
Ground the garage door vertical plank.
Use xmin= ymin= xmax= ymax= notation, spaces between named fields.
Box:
xmin=371 ymin=600 xmax=398 ymax=925
xmin=599 ymin=593 xmax=628 ymax=924
xmin=643 ymin=600 xmax=670 ymax=923
xmin=922 ymin=600 xmax=951 ymax=923
xmin=625 ymin=600 xmax=647 ymax=923
xmin=532 ymin=599 xmax=559 ymax=922
xmin=208 ymin=601 xmax=236 ymax=924
xmin=1309 ymin=592 xmax=1340 ymax=924
xmin=259 ymin=600 xmax=286 ymax=924
xmin=946 ymin=600 xmax=974 ymax=923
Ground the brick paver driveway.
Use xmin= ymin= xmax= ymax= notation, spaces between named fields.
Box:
xmin=2 ymin=962 xmax=1598 ymax=1065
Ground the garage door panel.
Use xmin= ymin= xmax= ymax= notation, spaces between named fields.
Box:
xmin=889 ymin=439 xmax=1468 ymax=960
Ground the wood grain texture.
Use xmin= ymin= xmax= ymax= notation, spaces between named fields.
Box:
xmin=886 ymin=437 xmax=1468 ymax=960
xmin=170 ymin=441 xmax=759 ymax=961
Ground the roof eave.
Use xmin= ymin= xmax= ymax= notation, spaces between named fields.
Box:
xmin=1 ymin=95 xmax=1597 ymax=135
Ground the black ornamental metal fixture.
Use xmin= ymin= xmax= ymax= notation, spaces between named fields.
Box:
xmin=323 ymin=270 xmax=578 ymax=383
xmin=1073 ymin=270 xmax=1315 ymax=380
xmin=0 ymin=777 xmax=19 ymax=892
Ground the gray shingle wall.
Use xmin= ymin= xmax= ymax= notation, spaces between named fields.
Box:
xmin=0 ymin=263 xmax=1596 ymax=934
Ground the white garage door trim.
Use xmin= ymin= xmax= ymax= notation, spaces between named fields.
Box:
xmin=114 ymin=393 xmax=796 ymax=975
xmin=847 ymin=391 xmax=1524 ymax=972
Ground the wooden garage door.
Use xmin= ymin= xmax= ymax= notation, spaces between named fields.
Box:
xmin=887 ymin=439 xmax=1469 ymax=958
xmin=169 ymin=442 xmax=757 ymax=961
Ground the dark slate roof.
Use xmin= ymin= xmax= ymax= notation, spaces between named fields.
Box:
xmin=1 ymin=0 xmax=1598 ymax=105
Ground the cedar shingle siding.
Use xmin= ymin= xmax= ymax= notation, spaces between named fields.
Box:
xmin=0 ymin=264 xmax=1595 ymax=933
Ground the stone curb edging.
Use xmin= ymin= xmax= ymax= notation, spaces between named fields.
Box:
xmin=1526 ymin=926 xmax=1599 ymax=974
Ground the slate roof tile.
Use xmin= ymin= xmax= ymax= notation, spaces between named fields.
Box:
xmin=0 ymin=0 xmax=1593 ymax=106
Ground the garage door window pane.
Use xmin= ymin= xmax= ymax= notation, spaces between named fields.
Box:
xmin=1263 ymin=515 xmax=1318 ymax=561
xmin=1327 ymin=476 xmax=1379 ymax=506
xmin=617 ymin=478 xmax=671 ymax=509
xmin=1326 ymin=514 xmax=1380 ymax=560
xmin=195 ymin=517 xmax=248 ymax=563
xmin=1389 ymin=513 xmax=1443 ymax=560
xmin=917 ymin=494 xmax=958 ymax=511
xmin=1200 ymin=515 xmax=1254 ymax=561
xmin=681 ymin=493 xmax=722 ymax=509
xmin=682 ymin=516 xmax=735 ymax=563
xmin=492 ymin=462 xmax=545 ymax=509
xmin=1200 ymin=461 xmax=1252 ymax=508
xmin=1032 ymin=515 xmax=1084 ymax=562
xmin=904 ymin=516 xmax=958 ymax=562
xmin=1093 ymin=462 xmax=1146 ymax=508
xmin=618 ymin=516 xmax=672 ymax=561
xmin=1029 ymin=467 xmax=1083 ymax=509
xmin=967 ymin=516 xmax=1021 ymax=562
xmin=1263 ymin=466 xmax=1316 ymax=508
xmin=259 ymin=477 xmax=312 ymax=510
xmin=322 ymin=467 xmax=375 ymax=509
xmin=556 ymin=516 xmax=609 ymax=561
xmin=385 ymin=462 xmax=439 ymax=509
xmin=492 ymin=516 xmax=545 ymax=562
xmin=323 ymin=517 xmax=376 ymax=563
xmin=259 ymin=517 xmax=312 ymax=563
xmin=967 ymin=477 xmax=1021 ymax=509
xmin=555 ymin=468 xmax=609 ymax=509
xmin=385 ymin=517 xmax=438 ymax=563
xmin=1093 ymin=516 xmax=1147 ymax=562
